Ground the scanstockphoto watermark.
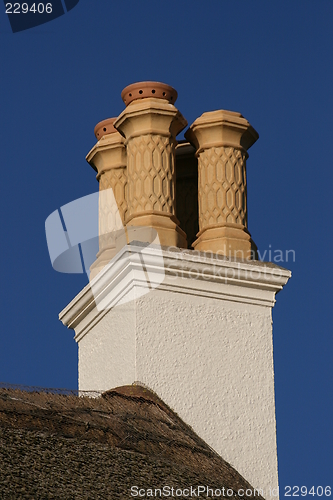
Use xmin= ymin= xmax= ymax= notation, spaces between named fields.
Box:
xmin=166 ymin=245 xmax=295 ymax=265
xmin=45 ymin=189 xmax=166 ymax=310
xmin=4 ymin=0 xmax=80 ymax=33
xmin=45 ymin=188 xmax=294 ymax=309
xmin=165 ymin=245 xmax=295 ymax=284
xmin=257 ymin=245 xmax=295 ymax=264
xmin=130 ymin=485 xmax=332 ymax=498
xmin=130 ymin=485 xmax=270 ymax=497
xmin=166 ymin=261 xmax=289 ymax=283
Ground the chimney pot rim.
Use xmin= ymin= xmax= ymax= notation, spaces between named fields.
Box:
xmin=94 ymin=117 xmax=117 ymax=140
xmin=121 ymin=81 xmax=178 ymax=106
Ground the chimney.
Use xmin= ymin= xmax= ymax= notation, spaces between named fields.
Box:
xmin=60 ymin=82 xmax=291 ymax=495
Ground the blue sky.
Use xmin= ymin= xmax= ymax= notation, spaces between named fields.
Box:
xmin=0 ymin=0 xmax=332 ymax=493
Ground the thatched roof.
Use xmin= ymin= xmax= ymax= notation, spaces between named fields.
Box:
xmin=0 ymin=384 xmax=265 ymax=499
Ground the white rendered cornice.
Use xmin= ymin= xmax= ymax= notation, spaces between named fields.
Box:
xmin=59 ymin=243 xmax=291 ymax=342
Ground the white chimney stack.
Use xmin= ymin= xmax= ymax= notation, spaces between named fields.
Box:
xmin=60 ymin=81 xmax=291 ymax=495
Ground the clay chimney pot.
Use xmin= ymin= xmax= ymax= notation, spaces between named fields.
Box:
xmin=94 ymin=118 xmax=117 ymax=140
xmin=185 ymin=109 xmax=259 ymax=259
xmin=121 ymin=81 xmax=178 ymax=106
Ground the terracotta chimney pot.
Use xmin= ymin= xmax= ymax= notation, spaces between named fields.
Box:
xmin=121 ymin=81 xmax=178 ymax=106
xmin=114 ymin=81 xmax=187 ymax=248
xmin=86 ymin=118 xmax=127 ymax=279
xmin=94 ymin=117 xmax=117 ymax=140
xmin=185 ymin=110 xmax=258 ymax=259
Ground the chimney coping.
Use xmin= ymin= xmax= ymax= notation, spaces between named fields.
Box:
xmin=59 ymin=243 xmax=291 ymax=337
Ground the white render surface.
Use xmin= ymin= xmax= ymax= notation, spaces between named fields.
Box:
xmin=60 ymin=244 xmax=291 ymax=494
xmin=78 ymin=299 xmax=136 ymax=392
